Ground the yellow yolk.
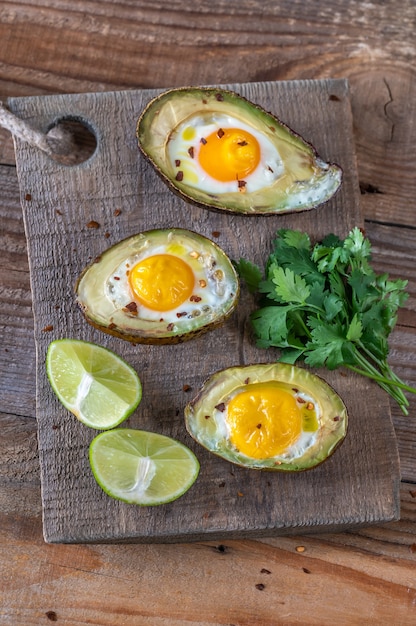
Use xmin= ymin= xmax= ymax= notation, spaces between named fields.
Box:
xmin=198 ymin=128 xmax=261 ymax=182
xmin=226 ymin=382 xmax=302 ymax=459
xmin=128 ymin=254 xmax=195 ymax=312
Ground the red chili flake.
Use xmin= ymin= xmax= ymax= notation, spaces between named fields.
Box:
xmin=190 ymin=295 xmax=202 ymax=303
xmin=175 ymin=159 xmax=181 ymax=167
xmin=55 ymin=209 xmax=63 ymax=216
xmin=200 ymin=137 xmax=207 ymax=145
xmin=211 ymin=231 xmax=220 ymax=238
xmin=42 ymin=324 xmax=53 ymax=332
xmin=25 ymin=193 xmax=32 ymax=201
xmin=267 ymin=165 xmax=274 ymax=173
xmin=329 ymin=94 xmax=341 ymax=102
xmin=45 ymin=611 xmax=58 ymax=622
xmin=204 ymin=415 xmax=211 ymax=420
xmin=113 ymin=276 xmax=120 ymax=281
xmin=292 ymin=387 xmax=299 ymax=393
xmin=176 ymin=311 xmax=187 ymax=318
xmin=244 ymin=378 xmax=250 ymax=384
xmin=86 ymin=220 xmax=100 ymax=229
xmin=238 ymin=179 xmax=246 ymax=188
xmin=215 ymin=402 xmax=226 ymax=412
xmin=261 ymin=568 xmax=271 ymax=575
xmin=215 ymin=93 xmax=224 ymax=101
xmin=238 ymin=140 xmax=248 ymax=146
xmin=333 ymin=415 xmax=340 ymax=421
xmin=123 ymin=301 xmax=138 ymax=314
xmin=114 ymin=208 xmax=122 ymax=217
xmin=297 ymin=397 xmax=306 ymax=404
xmin=256 ymin=423 xmax=262 ymax=429
xmin=255 ymin=583 xmax=265 ymax=591
xmin=175 ymin=171 xmax=184 ymax=181
xmin=217 ymin=128 xmax=225 ymax=138
xmin=188 ymin=146 xmax=195 ymax=158
xmin=108 ymin=323 xmax=117 ymax=330
xmin=104 ymin=232 xmax=110 ymax=238
xmin=183 ymin=384 xmax=192 ymax=392
xmin=167 ymin=323 xmax=175 ymax=331
xmin=302 ymin=567 xmax=311 ymax=574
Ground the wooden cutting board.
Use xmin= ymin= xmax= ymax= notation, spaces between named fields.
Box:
xmin=9 ymin=79 xmax=401 ymax=544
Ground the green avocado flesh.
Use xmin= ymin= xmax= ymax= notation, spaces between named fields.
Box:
xmin=136 ymin=87 xmax=342 ymax=215
xmin=75 ymin=228 xmax=239 ymax=345
xmin=184 ymin=363 xmax=348 ymax=471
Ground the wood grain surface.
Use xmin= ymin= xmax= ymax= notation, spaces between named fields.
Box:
xmin=9 ymin=79 xmax=400 ymax=543
xmin=1 ymin=0 xmax=415 ymax=623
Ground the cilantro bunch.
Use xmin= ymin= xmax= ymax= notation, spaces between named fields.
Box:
xmin=236 ymin=227 xmax=415 ymax=415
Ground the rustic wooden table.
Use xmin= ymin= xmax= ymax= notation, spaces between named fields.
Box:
xmin=1 ymin=1 xmax=415 ymax=624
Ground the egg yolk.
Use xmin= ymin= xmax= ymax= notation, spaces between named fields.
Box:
xmin=198 ymin=128 xmax=261 ymax=182
xmin=226 ymin=382 xmax=302 ymax=459
xmin=129 ymin=254 xmax=195 ymax=312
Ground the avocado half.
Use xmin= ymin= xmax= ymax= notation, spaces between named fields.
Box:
xmin=184 ymin=363 xmax=348 ymax=471
xmin=136 ymin=87 xmax=342 ymax=215
xmin=75 ymin=228 xmax=239 ymax=345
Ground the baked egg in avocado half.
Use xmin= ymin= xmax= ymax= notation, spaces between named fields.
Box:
xmin=136 ymin=87 xmax=342 ymax=215
xmin=184 ymin=363 xmax=348 ymax=471
xmin=75 ymin=228 xmax=239 ymax=344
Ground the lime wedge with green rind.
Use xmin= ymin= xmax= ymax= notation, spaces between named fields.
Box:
xmin=89 ymin=428 xmax=200 ymax=505
xmin=46 ymin=339 xmax=142 ymax=429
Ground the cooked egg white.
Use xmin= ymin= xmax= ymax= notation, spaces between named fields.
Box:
xmin=106 ymin=240 xmax=233 ymax=324
xmin=167 ymin=113 xmax=284 ymax=194
xmin=211 ymin=381 xmax=320 ymax=462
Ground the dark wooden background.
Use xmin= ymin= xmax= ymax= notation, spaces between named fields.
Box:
xmin=1 ymin=1 xmax=415 ymax=623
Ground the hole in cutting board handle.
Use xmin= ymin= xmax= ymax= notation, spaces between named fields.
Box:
xmin=46 ymin=117 xmax=97 ymax=166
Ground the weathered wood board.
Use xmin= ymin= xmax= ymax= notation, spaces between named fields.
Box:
xmin=9 ymin=80 xmax=401 ymax=543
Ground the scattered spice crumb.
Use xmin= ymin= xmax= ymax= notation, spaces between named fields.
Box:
xmin=182 ymin=384 xmax=192 ymax=392
xmin=25 ymin=193 xmax=32 ymax=201
xmin=45 ymin=611 xmax=58 ymax=622
xmin=255 ymin=583 xmax=265 ymax=591
xmin=215 ymin=93 xmax=224 ymax=102
xmin=188 ymin=146 xmax=195 ymax=158
xmin=200 ymin=137 xmax=207 ymax=145
xmin=55 ymin=209 xmax=63 ymax=216
xmin=211 ymin=231 xmax=220 ymax=238
xmin=175 ymin=171 xmax=184 ymax=181
xmin=175 ymin=159 xmax=181 ymax=167
xmin=42 ymin=325 xmax=53 ymax=332
xmin=261 ymin=568 xmax=271 ymax=575
xmin=104 ymin=232 xmax=110 ymax=238
xmin=215 ymin=402 xmax=226 ymax=412
xmin=302 ymin=567 xmax=311 ymax=574
xmin=114 ymin=208 xmax=122 ymax=217
xmin=217 ymin=128 xmax=225 ymax=138
xmin=123 ymin=301 xmax=138 ymax=314
xmin=86 ymin=220 xmax=100 ymax=229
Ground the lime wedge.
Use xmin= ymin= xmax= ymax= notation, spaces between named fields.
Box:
xmin=89 ymin=429 xmax=200 ymax=505
xmin=46 ymin=339 xmax=142 ymax=429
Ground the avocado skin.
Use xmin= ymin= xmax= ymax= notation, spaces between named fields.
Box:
xmin=136 ymin=87 xmax=343 ymax=216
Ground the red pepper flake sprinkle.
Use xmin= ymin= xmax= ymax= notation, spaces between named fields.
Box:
xmin=215 ymin=402 xmax=226 ymax=412
xmin=261 ymin=568 xmax=272 ymax=575
xmin=244 ymin=378 xmax=250 ymax=384
xmin=190 ymin=295 xmax=202 ymax=303
xmin=113 ymin=276 xmax=120 ymax=281
xmin=42 ymin=324 xmax=54 ymax=332
xmin=183 ymin=384 xmax=192 ymax=392
xmin=104 ymin=232 xmax=110 ymax=238
xmin=167 ymin=323 xmax=175 ymax=331
xmin=188 ymin=146 xmax=195 ymax=158
xmin=108 ymin=323 xmax=117 ymax=330
xmin=217 ymin=128 xmax=225 ymax=138
xmin=256 ymin=423 xmax=262 ymax=429
xmin=292 ymin=387 xmax=299 ymax=393
xmin=333 ymin=415 xmax=340 ymax=422
xmin=212 ymin=231 xmax=220 ymax=238
xmin=297 ymin=397 xmax=306 ymax=404
xmin=302 ymin=567 xmax=312 ymax=574
xmin=175 ymin=159 xmax=181 ymax=167
xmin=123 ymin=301 xmax=138 ymax=314
xmin=200 ymin=137 xmax=207 ymax=145
xmin=114 ymin=208 xmax=122 ymax=217
xmin=215 ymin=93 xmax=224 ymax=101
xmin=87 ymin=220 xmax=100 ymax=229
xmin=56 ymin=209 xmax=63 ymax=216
xmin=176 ymin=311 xmax=187 ymax=318
xmin=255 ymin=583 xmax=265 ymax=591
xmin=204 ymin=415 xmax=211 ymax=419
xmin=25 ymin=193 xmax=32 ymax=201
xmin=238 ymin=180 xmax=247 ymax=193
xmin=175 ymin=171 xmax=184 ymax=182
xmin=238 ymin=140 xmax=248 ymax=146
